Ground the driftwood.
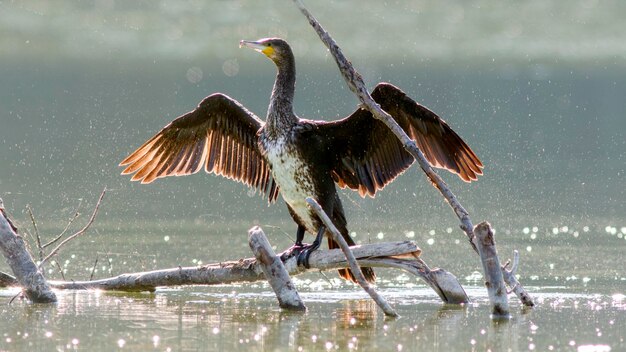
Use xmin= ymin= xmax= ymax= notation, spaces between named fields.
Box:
xmin=249 ymin=226 xmax=306 ymax=311
xmin=292 ymin=0 xmax=534 ymax=310
xmin=306 ymin=197 xmax=399 ymax=317
xmin=0 ymin=199 xmax=56 ymax=303
xmin=0 ymin=232 xmax=468 ymax=304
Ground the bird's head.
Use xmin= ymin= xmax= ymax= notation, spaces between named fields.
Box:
xmin=240 ymin=38 xmax=293 ymax=65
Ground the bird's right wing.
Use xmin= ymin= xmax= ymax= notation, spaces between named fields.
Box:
xmin=319 ymin=83 xmax=482 ymax=198
xmin=119 ymin=93 xmax=279 ymax=203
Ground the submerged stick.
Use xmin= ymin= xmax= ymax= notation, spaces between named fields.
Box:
xmin=249 ymin=226 xmax=306 ymax=311
xmin=0 ymin=199 xmax=57 ymax=303
xmin=305 ymin=197 xmax=399 ymax=318
xmin=473 ymin=222 xmax=509 ymax=317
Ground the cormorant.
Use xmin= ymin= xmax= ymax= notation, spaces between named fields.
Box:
xmin=119 ymin=38 xmax=483 ymax=283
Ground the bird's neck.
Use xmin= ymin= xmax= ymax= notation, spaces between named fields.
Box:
xmin=266 ymin=56 xmax=297 ymax=134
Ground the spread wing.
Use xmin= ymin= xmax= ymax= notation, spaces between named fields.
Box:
xmin=119 ymin=93 xmax=279 ymax=202
xmin=321 ymin=82 xmax=483 ymax=197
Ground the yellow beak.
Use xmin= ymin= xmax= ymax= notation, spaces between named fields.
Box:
xmin=240 ymin=40 xmax=275 ymax=57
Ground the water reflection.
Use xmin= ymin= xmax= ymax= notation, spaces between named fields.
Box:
xmin=1 ymin=285 xmax=625 ymax=351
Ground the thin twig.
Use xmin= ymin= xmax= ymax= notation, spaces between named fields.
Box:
xmin=89 ymin=254 xmax=99 ymax=281
xmin=26 ymin=205 xmax=44 ymax=262
xmin=38 ymin=187 xmax=107 ymax=269
xmin=43 ymin=198 xmax=83 ymax=249
xmin=55 ymin=260 xmax=66 ymax=281
xmin=306 ymin=197 xmax=399 ymax=318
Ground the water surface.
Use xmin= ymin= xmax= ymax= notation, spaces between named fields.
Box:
xmin=1 ymin=1 xmax=625 ymax=351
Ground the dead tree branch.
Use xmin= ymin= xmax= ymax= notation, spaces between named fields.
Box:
xmin=1 ymin=236 xmax=466 ymax=304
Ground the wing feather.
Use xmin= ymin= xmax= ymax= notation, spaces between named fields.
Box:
xmin=321 ymin=82 xmax=483 ymax=197
xmin=120 ymin=93 xmax=279 ymax=202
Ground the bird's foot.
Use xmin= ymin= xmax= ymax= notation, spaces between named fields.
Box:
xmin=279 ymin=243 xmax=309 ymax=262
xmin=277 ymin=243 xmax=319 ymax=268
xmin=295 ymin=241 xmax=321 ymax=269
xmin=296 ymin=247 xmax=313 ymax=269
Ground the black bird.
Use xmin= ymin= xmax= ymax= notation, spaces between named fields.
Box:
xmin=120 ymin=38 xmax=483 ymax=283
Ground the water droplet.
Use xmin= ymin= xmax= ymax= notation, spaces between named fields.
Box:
xmin=377 ymin=232 xmax=384 ymax=240
xmin=164 ymin=236 xmax=170 ymax=242
xmin=117 ymin=339 xmax=125 ymax=348
xmin=223 ymin=59 xmax=239 ymax=77
xmin=404 ymin=230 xmax=415 ymax=238
xmin=186 ymin=67 xmax=203 ymax=83
xmin=427 ymin=238 xmax=434 ymax=245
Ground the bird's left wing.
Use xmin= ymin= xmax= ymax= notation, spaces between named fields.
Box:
xmin=319 ymin=83 xmax=483 ymax=198
xmin=119 ymin=93 xmax=279 ymax=202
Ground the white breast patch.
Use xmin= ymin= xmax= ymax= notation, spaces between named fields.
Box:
xmin=265 ymin=137 xmax=317 ymax=232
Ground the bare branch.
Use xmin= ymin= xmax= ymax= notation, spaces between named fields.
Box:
xmin=43 ymin=198 xmax=83 ymax=249
xmin=32 ymin=238 xmax=464 ymax=305
xmin=26 ymin=204 xmax=44 ymax=261
xmin=39 ymin=187 xmax=107 ymax=269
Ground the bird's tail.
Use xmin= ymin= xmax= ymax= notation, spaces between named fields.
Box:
xmin=327 ymin=235 xmax=376 ymax=284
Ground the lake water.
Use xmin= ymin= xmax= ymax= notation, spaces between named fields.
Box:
xmin=1 ymin=1 xmax=625 ymax=351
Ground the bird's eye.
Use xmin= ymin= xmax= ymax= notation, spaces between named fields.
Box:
xmin=267 ymin=43 xmax=272 ymax=47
